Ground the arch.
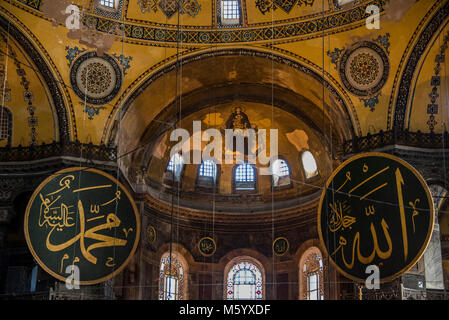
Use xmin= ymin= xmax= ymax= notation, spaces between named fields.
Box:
xmin=223 ymin=255 xmax=266 ymax=300
xmin=301 ymin=150 xmax=319 ymax=179
xmin=298 ymin=246 xmax=324 ymax=300
xmin=0 ymin=12 xmax=73 ymax=142
xmin=391 ymin=1 xmax=449 ymax=131
xmin=271 ymin=158 xmax=291 ymax=188
xmin=233 ymin=162 xmax=256 ymax=192
xmin=196 ymin=159 xmax=219 ymax=189
xmin=165 ymin=153 xmax=185 ymax=182
xmin=103 ymin=48 xmax=357 ymax=172
xmin=158 ymin=250 xmax=189 ymax=300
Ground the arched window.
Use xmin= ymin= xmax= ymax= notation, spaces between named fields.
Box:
xmin=234 ymin=163 xmax=256 ymax=191
xmin=301 ymin=151 xmax=318 ymax=179
xmin=299 ymin=247 xmax=324 ymax=300
xmin=199 ymin=160 xmax=217 ymax=179
xmin=219 ymin=0 xmax=241 ymax=26
xmin=226 ymin=261 xmax=263 ymax=300
xmin=197 ymin=160 xmax=218 ymax=189
xmin=159 ymin=255 xmax=184 ymax=300
xmin=272 ymin=159 xmax=291 ymax=187
xmin=166 ymin=153 xmax=184 ymax=182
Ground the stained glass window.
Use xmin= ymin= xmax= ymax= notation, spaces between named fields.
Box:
xmin=167 ymin=153 xmax=184 ymax=182
xmin=272 ymin=159 xmax=291 ymax=187
xmin=227 ymin=261 xmax=262 ymax=300
xmin=159 ymin=255 xmax=184 ymax=300
xmin=100 ymin=0 xmax=115 ymax=8
xmin=300 ymin=247 xmax=324 ymax=300
xmin=302 ymin=151 xmax=318 ymax=179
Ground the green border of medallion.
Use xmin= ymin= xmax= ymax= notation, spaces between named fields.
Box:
xmin=317 ymin=152 xmax=434 ymax=284
xmin=273 ymin=236 xmax=290 ymax=257
xmin=198 ymin=237 xmax=217 ymax=257
xmin=24 ymin=167 xmax=141 ymax=286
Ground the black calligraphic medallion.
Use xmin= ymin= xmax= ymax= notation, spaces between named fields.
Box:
xmin=318 ymin=153 xmax=434 ymax=283
xmin=198 ymin=237 xmax=216 ymax=257
xmin=147 ymin=225 xmax=156 ymax=244
xmin=24 ymin=167 xmax=140 ymax=285
xmin=273 ymin=237 xmax=289 ymax=256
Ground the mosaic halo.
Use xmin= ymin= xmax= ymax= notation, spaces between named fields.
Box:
xmin=339 ymin=41 xmax=389 ymax=97
xmin=70 ymin=52 xmax=122 ymax=105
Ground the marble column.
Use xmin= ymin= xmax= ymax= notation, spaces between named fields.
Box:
xmin=423 ymin=186 xmax=445 ymax=290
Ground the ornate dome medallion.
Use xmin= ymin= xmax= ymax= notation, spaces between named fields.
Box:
xmin=70 ymin=51 xmax=122 ymax=105
xmin=339 ymin=41 xmax=389 ymax=97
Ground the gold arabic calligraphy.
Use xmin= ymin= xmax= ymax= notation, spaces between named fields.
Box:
xmin=328 ymin=163 xmax=421 ymax=270
xmin=38 ymin=175 xmax=131 ymax=269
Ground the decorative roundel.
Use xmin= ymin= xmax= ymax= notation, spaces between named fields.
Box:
xmin=198 ymin=237 xmax=216 ymax=257
xmin=147 ymin=225 xmax=156 ymax=244
xmin=273 ymin=237 xmax=289 ymax=256
xmin=70 ymin=51 xmax=122 ymax=105
xmin=339 ymin=41 xmax=389 ymax=97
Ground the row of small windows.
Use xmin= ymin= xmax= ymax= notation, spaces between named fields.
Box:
xmin=99 ymin=0 xmax=241 ymax=25
xmin=160 ymin=247 xmax=323 ymax=300
xmin=99 ymin=0 xmax=114 ymax=7
xmin=165 ymin=151 xmax=319 ymax=189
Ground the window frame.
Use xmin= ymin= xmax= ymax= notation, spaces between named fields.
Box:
xmin=300 ymin=151 xmax=319 ymax=181
xmin=163 ymin=153 xmax=186 ymax=187
xmin=159 ymin=253 xmax=187 ymax=300
xmin=232 ymin=162 xmax=257 ymax=193
xmin=299 ymin=246 xmax=324 ymax=300
xmin=271 ymin=157 xmax=293 ymax=191
xmin=196 ymin=159 xmax=220 ymax=192
xmin=225 ymin=258 xmax=265 ymax=300
xmin=217 ymin=0 xmax=243 ymax=27
xmin=96 ymin=0 xmax=121 ymax=15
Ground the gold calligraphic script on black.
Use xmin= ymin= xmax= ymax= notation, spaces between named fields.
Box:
xmin=147 ymin=225 xmax=156 ymax=244
xmin=273 ymin=237 xmax=289 ymax=256
xmin=318 ymin=153 xmax=434 ymax=283
xmin=24 ymin=167 xmax=140 ymax=285
xmin=198 ymin=237 xmax=216 ymax=257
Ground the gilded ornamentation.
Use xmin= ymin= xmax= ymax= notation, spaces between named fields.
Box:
xmin=19 ymin=0 xmax=385 ymax=44
xmin=80 ymin=62 xmax=113 ymax=95
xmin=331 ymin=39 xmax=390 ymax=111
xmin=70 ymin=52 xmax=122 ymax=105
xmin=256 ymin=0 xmax=314 ymax=15
xmin=425 ymin=31 xmax=449 ymax=132
xmin=273 ymin=237 xmax=289 ymax=256
xmin=301 ymin=249 xmax=324 ymax=300
xmin=138 ymin=0 xmax=158 ymax=13
xmin=81 ymin=103 xmax=106 ymax=120
xmin=348 ymin=52 xmax=380 ymax=87
xmin=147 ymin=225 xmax=156 ymax=243
xmin=24 ymin=167 xmax=141 ymax=285
xmin=139 ymin=0 xmax=201 ymax=18
xmin=198 ymin=237 xmax=216 ymax=257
